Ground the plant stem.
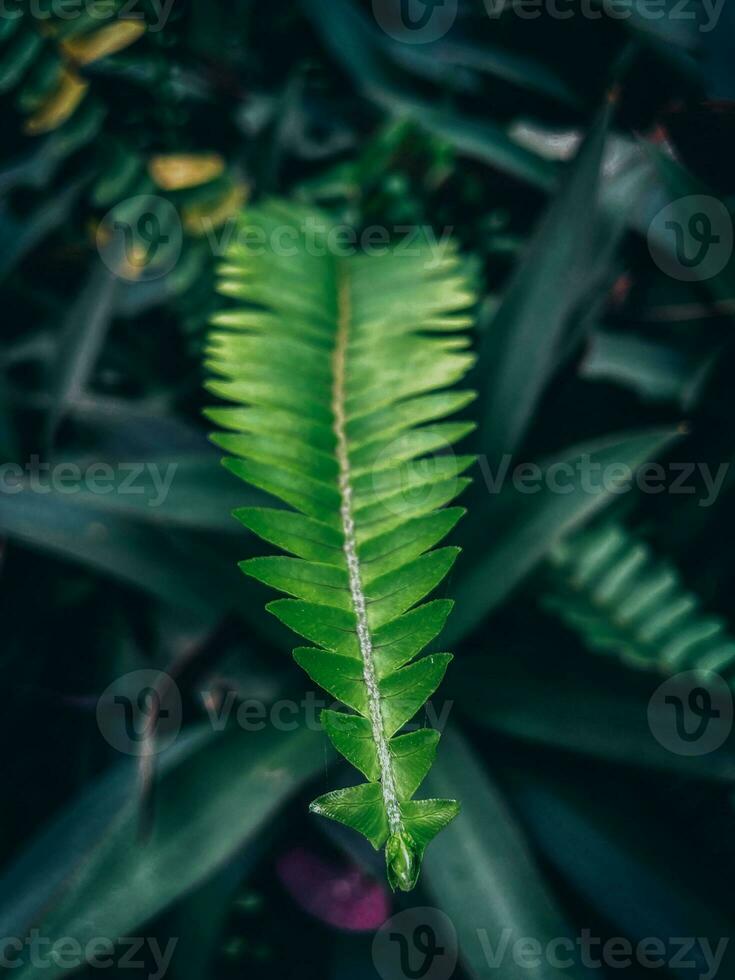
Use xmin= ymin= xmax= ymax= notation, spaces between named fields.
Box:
xmin=332 ymin=262 xmax=402 ymax=834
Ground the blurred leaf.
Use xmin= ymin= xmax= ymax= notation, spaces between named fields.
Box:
xmin=0 ymin=729 xmax=210 ymax=947
xmin=581 ymin=330 xmax=716 ymax=407
xmin=544 ymin=519 xmax=735 ymax=692
xmin=69 ymin=396 xmax=213 ymax=455
xmin=702 ymin=0 xmax=735 ymax=98
xmin=608 ymin=0 xmax=703 ymax=53
xmin=300 ymin=0 xmax=556 ymax=190
xmin=423 ymin=729 xmax=585 ymax=980
xmin=507 ymin=770 xmax=735 ymax=977
xmin=45 ymin=260 xmax=121 ymax=448
xmin=0 ymin=481 xmax=241 ymax=613
xmin=0 ymin=724 xmax=328 ymax=979
xmin=383 ymin=37 xmax=580 ymax=108
xmin=450 ymin=427 xmax=681 ymax=642
xmin=0 ymin=104 xmax=103 ymax=195
xmin=0 ymin=178 xmax=86 ymax=281
xmin=0 ymin=144 xmax=61 ymax=196
xmin=55 ymin=453 xmax=262 ymax=532
xmin=456 ymin=650 xmax=735 ymax=781
xmin=479 ymin=108 xmax=611 ymax=465
xmin=0 ymin=366 xmax=17 ymax=458
xmin=168 ymin=852 xmax=260 ymax=980
xmin=414 ymin=108 xmax=557 ymax=191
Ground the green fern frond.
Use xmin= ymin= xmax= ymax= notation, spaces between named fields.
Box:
xmin=543 ymin=522 xmax=735 ymax=681
xmin=204 ymin=200 xmax=476 ymax=891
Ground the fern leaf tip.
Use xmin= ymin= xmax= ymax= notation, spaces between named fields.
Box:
xmin=386 ymin=830 xmax=422 ymax=892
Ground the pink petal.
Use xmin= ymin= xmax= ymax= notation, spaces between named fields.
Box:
xmin=276 ymin=847 xmax=391 ymax=932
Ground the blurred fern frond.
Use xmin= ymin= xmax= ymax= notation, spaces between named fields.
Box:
xmin=204 ymin=200 xmax=477 ymax=891
xmin=543 ymin=522 xmax=735 ymax=681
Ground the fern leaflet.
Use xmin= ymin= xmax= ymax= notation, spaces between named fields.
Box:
xmin=543 ymin=521 xmax=735 ymax=680
xmin=204 ymin=201 xmax=477 ymax=890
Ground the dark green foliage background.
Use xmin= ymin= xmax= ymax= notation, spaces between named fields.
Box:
xmin=2 ymin=1 xmax=735 ymax=977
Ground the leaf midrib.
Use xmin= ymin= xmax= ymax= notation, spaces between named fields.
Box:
xmin=332 ymin=259 xmax=401 ymax=836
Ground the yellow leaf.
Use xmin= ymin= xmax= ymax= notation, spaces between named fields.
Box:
xmin=61 ymin=19 xmax=146 ymax=66
xmin=24 ymin=70 xmax=89 ymax=135
xmin=148 ymin=154 xmax=226 ymax=191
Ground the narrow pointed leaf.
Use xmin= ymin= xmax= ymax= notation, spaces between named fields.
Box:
xmin=480 ymin=107 xmax=611 ymax=464
xmin=0 ymin=726 xmax=329 ymax=980
xmin=422 ymin=729 xmax=587 ymax=980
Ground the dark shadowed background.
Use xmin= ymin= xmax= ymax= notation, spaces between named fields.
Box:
xmin=2 ymin=1 xmax=735 ymax=978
